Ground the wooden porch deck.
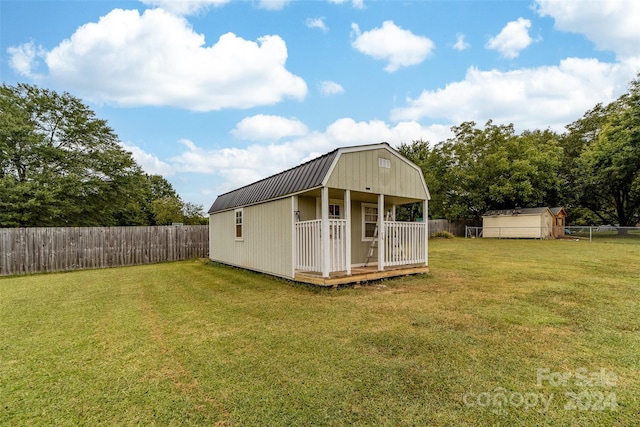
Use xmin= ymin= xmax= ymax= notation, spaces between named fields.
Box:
xmin=294 ymin=264 xmax=429 ymax=287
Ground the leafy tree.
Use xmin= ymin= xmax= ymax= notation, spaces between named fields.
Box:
xmin=142 ymin=175 xmax=207 ymax=225
xmin=398 ymin=139 xmax=444 ymax=220
xmin=150 ymin=197 xmax=207 ymax=225
xmin=437 ymin=121 xmax=562 ymax=219
xmin=147 ymin=174 xmax=179 ymax=201
xmin=399 ymin=76 xmax=640 ymax=226
xmin=516 ymin=128 xmax=564 ymax=208
xmin=0 ymin=83 xmax=149 ymax=227
xmin=151 ymin=196 xmax=185 ymax=225
xmin=574 ymin=76 xmax=640 ymax=227
xmin=0 ymin=83 xmax=208 ymax=227
xmin=400 ymin=122 xmax=562 ymax=221
xmin=558 ymin=102 xmax=617 ymax=223
xmin=140 ymin=174 xmax=179 ymax=225
xmin=182 ymin=201 xmax=208 ymax=225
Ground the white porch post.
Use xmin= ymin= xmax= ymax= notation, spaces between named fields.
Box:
xmin=291 ymin=195 xmax=298 ymax=278
xmin=321 ymin=186 xmax=330 ymax=278
xmin=423 ymin=199 xmax=429 ymax=266
xmin=344 ymin=189 xmax=351 ymax=275
xmin=377 ymin=193 xmax=385 ymax=271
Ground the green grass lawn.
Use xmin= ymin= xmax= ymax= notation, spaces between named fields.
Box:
xmin=1 ymin=239 xmax=638 ymax=426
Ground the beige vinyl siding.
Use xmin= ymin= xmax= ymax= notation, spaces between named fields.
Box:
xmin=210 ymin=197 xmax=293 ymax=278
xmin=297 ymin=196 xmax=316 ymax=221
xmin=325 ymin=148 xmax=428 ymax=200
xmin=210 ymin=210 xmax=237 ymax=260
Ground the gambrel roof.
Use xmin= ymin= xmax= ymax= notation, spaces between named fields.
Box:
xmin=208 ymin=142 xmax=421 ymax=214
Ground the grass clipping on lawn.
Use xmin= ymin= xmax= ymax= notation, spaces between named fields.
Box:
xmin=1 ymin=238 xmax=638 ymax=426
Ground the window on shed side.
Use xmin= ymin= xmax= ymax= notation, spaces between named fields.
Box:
xmin=235 ymin=209 xmax=243 ymax=239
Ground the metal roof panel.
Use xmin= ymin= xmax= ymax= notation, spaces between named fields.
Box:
xmin=208 ymin=148 xmax=339 ymax=213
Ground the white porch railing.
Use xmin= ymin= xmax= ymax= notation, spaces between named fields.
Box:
xmin=295 ymin=219 xmax=347 ymax=273
xmin=329 ymin=219 xmax=347 ymax=272
xmin=295 ymin=220 xmax=321 ymax=272
xmin=295 ymin=219 xmax=425 ymax=273
xmin=383 ymin=221 xmax=426 ymax=267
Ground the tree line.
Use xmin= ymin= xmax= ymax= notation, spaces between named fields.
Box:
xmin=398 ymin=74 xmax=640 ymax=227
xmin=1 ymin=83 xmax=207 ymax=227
xmin=2 ymin=76 xmax=638 ymax=228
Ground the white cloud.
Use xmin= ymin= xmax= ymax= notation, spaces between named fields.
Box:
xmin=351 ymin=21 xmax=435 ymax=72
xmin=119 ymin=142 xmax=175 ymax=176
xmin=170 ymin=140 xmax=313 ymax=193
xmin=306 ymin=17 xmax=328 ymax=32
xmin=24 ymin=8 xmax=305 ymax=111
xmin=321 ymin=118 xmax=450 ymax=148
xmin=535 ymin=0 xmax=640 ymax=60
xmin=125 ymin=117 xmax=449 ymax=198
xmin=231 ymin=115 xmax=309 ymax=141
xmin=329 ymin=0 xmax=364 ymax=9
xmin=486 ymin=17 xmax=535 ymax=58
xmin=391 ymin=58 xmax=637 ymax=132
xmin=258 ymin=0 xmax=291 ymax=10
xmin=225 ymin=118 xmax=449 ymax=188
xmin=7 ymin=41 xmax=47 ymax=79
xmin=318 ymin=80 xmax=344 ymax=96
xmin=453 ymin=33 xmax=470 ymax=51
xmin=139 ymin=0 xmax=231 ymax=15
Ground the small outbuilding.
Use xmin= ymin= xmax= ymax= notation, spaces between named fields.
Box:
xmin=482 ymin=207 xmax=555 ymax=239
xmin=550 ymin=207 xmax=567 ymax=238
xmin=208 ymin=143 xmax=430 ymax=286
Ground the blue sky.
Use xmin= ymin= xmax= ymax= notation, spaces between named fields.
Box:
xmin=2 ymin=0 xmax=639 ymax=211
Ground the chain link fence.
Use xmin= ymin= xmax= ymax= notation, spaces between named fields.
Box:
xmin=465 ymin=225 xmax=640 ymax=242
xmin=564 ymin=226 xmax=640 ymax=242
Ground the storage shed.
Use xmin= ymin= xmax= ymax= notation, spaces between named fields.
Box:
xmin=550 ymin=207 xmax=567 ymax=238
xmin=482 ymin=207 xmax=554 ymax=239
xmin=208 ymin=143 xmax=430 ymax=286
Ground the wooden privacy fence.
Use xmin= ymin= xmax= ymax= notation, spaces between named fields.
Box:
xmin=0 ymin=225 xmax=209 ymax=276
